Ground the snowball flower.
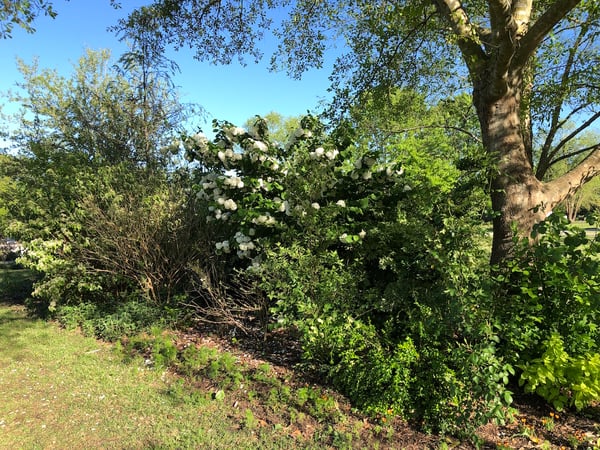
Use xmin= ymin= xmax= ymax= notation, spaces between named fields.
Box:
xmin=192 ymin=132 xmax=209 ymax=151
xmin=223 ymin=199 xmax=238 ymax=210
xmin=225 ymin=126 xmax=246 ymax=140
xmin=252 ymin=140 xmax=268 ymax=152
xmin=215 ymin=240 xmax=231 ymax=253
xmin=325 ymin=149 xmax=339 ymax=160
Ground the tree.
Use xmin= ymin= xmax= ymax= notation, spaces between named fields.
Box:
xmin=2 ymin=48 xmax=203 ymax=308
xmin=10 ymin=48 xmax=194 ymax=168
xmin=117 ymin=0 xmax=600 ymax=264
xmin=0 ymin=0 xmax=56 ymax=38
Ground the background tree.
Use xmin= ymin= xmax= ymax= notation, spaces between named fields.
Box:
xmin=117 ymin=0 xmax=600 ymax=264
xmin=0 ymin=0 xmax=56 ymax=38
xmin=2 ymin=48 xmax=205 ymax=312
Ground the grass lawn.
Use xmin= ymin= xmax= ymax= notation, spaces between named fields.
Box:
xmin=0 ymin=302 xmax=304 ymax=449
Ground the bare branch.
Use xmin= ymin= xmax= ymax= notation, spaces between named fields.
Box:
xmin=549 ymin=143 xmax=600 ymax=167
xmin=547 ymin=110 xmax=600 ymax=165
xmin=377 ymin=124 xmax=482 ymax=144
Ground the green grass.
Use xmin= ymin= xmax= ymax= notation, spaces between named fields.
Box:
xmin=0 ymin=303 xmax=312 ymax=449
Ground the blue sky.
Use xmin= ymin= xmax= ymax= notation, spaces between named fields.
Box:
xmin=0 ymin=0 xmax=335 ymax=132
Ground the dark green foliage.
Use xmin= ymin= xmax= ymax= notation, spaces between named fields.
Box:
xmin=55 ymin=299 xmax=180 ymax=342
xmin=494 ymin=214 xmax=600 ymax=364
xmin=492 ymin=214 xmax=600 ymax=410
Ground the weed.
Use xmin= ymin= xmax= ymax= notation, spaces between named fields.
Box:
xmin=240 ymin=408 xmax=256 ymax=430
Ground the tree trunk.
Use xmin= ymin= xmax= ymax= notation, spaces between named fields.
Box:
xmin=476 ymin=88 xmax=550 ymax=265
xmin=477 ymin=87 xmax=600 ymax=265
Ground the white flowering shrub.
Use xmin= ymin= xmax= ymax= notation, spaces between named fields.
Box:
xmin=184 ymin=115 xmax=406 ymax=267
xmin=185 ymin=115 xmax=507 ymax=436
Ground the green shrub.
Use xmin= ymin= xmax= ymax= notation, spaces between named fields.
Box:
xmin=519 ymin=333 xmax=600 ymax=411
xmin=497 ymin=215 xmax=600 ymax=362
xmin=54 ymin=299 xmax=177 ymax=341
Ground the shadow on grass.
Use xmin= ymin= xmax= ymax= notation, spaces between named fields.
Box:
xmin=0 ymin=266 xmax=37 ymax=305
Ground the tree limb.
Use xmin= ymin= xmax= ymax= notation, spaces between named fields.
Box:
xmin=546 ymin=146 xmax=600 ymax=206
xmin=431 ymin=0 xmax=487 ymax=75
xmin=513 ymin=0 xmax=582 ymax=70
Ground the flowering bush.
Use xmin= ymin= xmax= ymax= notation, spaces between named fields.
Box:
xmin=184 ymin=115 xmax=510 ymax=436
xmin=183 ymin=115 xmax=406 ymax=267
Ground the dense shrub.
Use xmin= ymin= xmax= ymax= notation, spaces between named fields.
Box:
xmin=493 ymin=214 xmax=600 ymax=410
xmin=184 ymin=116 xmax=513 ymax=436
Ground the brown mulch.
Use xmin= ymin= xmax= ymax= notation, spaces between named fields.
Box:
xmin=169 ymin=321 xmax=599 ymax=449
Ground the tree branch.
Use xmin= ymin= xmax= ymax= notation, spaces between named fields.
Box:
xmin=513 ymin=0 xmax=582 ymax=70
xmin=546 ymin=146 xmax=600 ymax=207
xmin=431 ymin=0 xmax=487 ymax=75
xmin=549 ymin=143 xmax=600 ymax=168
xmin=377 ymin=124 xmax=482 ymax=144
xmin=546 ymin=110 xmax=600 ymax=167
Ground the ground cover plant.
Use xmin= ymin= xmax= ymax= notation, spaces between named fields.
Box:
xmin=1 ymin=282 xmax=599 ymax=449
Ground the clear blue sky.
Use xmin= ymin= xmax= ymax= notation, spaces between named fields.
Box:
xmin=0 ymin=0 xmax=335 ymax=132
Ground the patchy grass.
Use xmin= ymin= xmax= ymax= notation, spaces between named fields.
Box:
xmin=0 ymin=302 xmax=439 ymax=449
xmin=0 ymin=304 xmax=309 ymax=449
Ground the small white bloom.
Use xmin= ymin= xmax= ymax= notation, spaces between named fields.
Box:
xmin=217 ymin=151 xmax=226 ymax=162
xmin=252 ymin=140 xmax=268 ymax=152
xmin=224 ymin=199 xmax=238 ymax=210
xmin=326 ymin=149 xmax=339 ymax=160
xmin=403 ymin=184 xmax=412 ymax=192
xmin=339 ymin=233 xmax=348 ymax=243
xmin=315 ymin=147 xmax=325 ymax=157
xmin=359 ymin=229 xmax=366 ymax=239
xmin=311 ymin=202 xmax=320 ymax=210
xmin=336 ymin=200 xmax=346 ymax=207
xmin=362 ymin=171 xmax=372 ymax=180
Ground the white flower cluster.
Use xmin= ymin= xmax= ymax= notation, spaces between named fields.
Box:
xmin=233 ymin=231 xmax=257 ymax=259
xmin=284 ymin=127 xmax=313 ymax=151
xmin=224 ymin=126 xmax=246 ymax=140
xmin=217 ymin=148 xmax=243 ymax=164
xmin=215 ymin=240 xmax=231 ymax=253
xmin=309 ymin=147 xmax=339 ymax=160
xmin=223 ymin=176 xmax=244 ymax=189
xmin=252 ymin=213 xmax=277 ymax=226
xmin=348 ymin=156 xmax=405 ymax=182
